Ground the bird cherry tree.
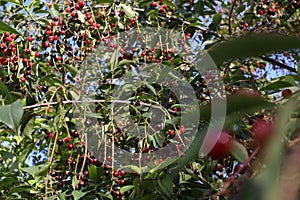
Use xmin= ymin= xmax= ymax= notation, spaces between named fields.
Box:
xmin=0 ymin=0 xmax=299 ymax=199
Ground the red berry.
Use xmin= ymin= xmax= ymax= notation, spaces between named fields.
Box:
xmin=162 ymin=4 xmax=168 ymax=9
xmin=21 ymin=77 xmax=27 ymax=82
xmin=141 ymin=52 xmax=146 ymax=57
xmin=168 ymin=130 xmax=175 ymax=136
xmin=151 ymin=2 xmax=158 ymax=7
xmin=5 ymin=37 xmax=12 ymax=42
xmin=66 ymin=7 xmax=71 ymax=13
xmin=49 ymin=133 xmax=56 ymax=139
xmin=119 ymin=170 xmax=126 ymax=177
xmin=113 ymin=170 xmax=119 ymax=177
xmin=282 ymin=88 xmax=292 ymax=99
xmin=45 ymin=30 xmax=51 ymax=35
xmin=41 ymin=86 xmax=48 ymax=92
xmin=57 ymin=138 xmax=64 ymax=145
xmin=119 ymin=179 xmax=126 ymax=185
xmin=4 ymin=32 xmax=10 ymax=37
xmin=250 ymin=119 xmax=274 ymax=144
xmin=78 ymin=0 xmax=85 ymax=7
xmin=64 ymin=137 xmax=70 ymax=143
xmin=67 ymin=143 xmax=74 ymax=150
xmin=177 ymin=144 xmax=183 ymax=150
xmin=73 ymin=130 xmax=79 ymax=138
xmin=173 ymin=107 xmax=179 ymax=112
xmin=83 ymin=171 xmax=89 ymax=177
xmin=91 ymin=158 xmax=99 ymax=165
xmin=179 ymin=125 xmax=186 ymax=134
xmin=205 ymin=131 xmax=233 ymax=160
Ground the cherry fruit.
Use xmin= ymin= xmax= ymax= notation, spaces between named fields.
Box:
xmin=250 ymin=119 xmax=274 ymax=144
xmin=57 ymin=138 xmax=64 ymax=145
xmin=67 ymin=143 xmax=74 ymax=150
xmin=282 ymin=88 xmax=292 ymax=99
xmin=205 ymin=131 xmax=233 ymax=160
xmin=113 ymin=170 xmax=119 ymax=177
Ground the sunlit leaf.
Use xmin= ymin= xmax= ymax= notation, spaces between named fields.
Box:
xmin=0 ymin=99 xmax=24 ymax=133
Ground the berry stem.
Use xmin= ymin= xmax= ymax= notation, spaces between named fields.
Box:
xmin=213 ymin=146 xmax=261 ymax=198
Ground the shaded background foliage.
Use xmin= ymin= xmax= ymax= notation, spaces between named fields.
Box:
xmin=0 ymin=0 xmax=299 ymax=199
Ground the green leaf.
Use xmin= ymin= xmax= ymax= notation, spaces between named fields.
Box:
xmin=209 ymin=33 xmax=300 ymax=66
xmin=0 ymin=81 xmax=9 ymax=97
xmin=20 ymin=111 xmax=35 ymax=139
xmin=211 ymin=14 xmax=222 ymax=26
xmin=14 ymin=135 xmax=23 ymax=145
xmin=158 ymin=172 xmax=173 ymax=198
xmin=72 ymin=176 xmax=79 ymax=190
xmin=49 ymin=8 xmax=58 ymax=18
xmin=0 ymin=20 xmax=22 ymax=36
xmin=0 ymin=99 xmax=24 ymax=133
xmin=143 ymin=81 xmax=156 ymax=95
xmin=20 ymin=166 xmax=40 ymax=177
xmin=120 ymin=4 xmax=135 ymax=17
xmin=63 ymin=64 xmax=78 ymax=76
xmin=150 ymin=157 xmax=176 ymax=173
xmin=5 ymin=0 xmax=20 ymax=5
xmin=230 ymin=141 xmax=249 ymax=162
xmin=17 ymin=142 xmax=34 ymax=165
xmin=77 ymin=11 xmax=85 ymax=23
xmin=200 ymin=94 xmax=274 ymax=125
xmin=58 ymin=191 xmax=67 ymax=200
xmin=123 ymin=165 xmax=142 ymax=174
xmin=5 ymin=91 xmax=23 ymax=104
xmin=118 ymin=60 xmax=135 ymax=66
xmin=9 ymin=185 xmax=32 ymax=194
xmin=202 ymin=40 xmax=217 ymax=49
xmin=117 ymin=22 xmax=124 ymax=29
xmin=72 ymin=190 xmax=88 ymax=200
xmin=88 ymin=165 xmax=103 ymax=183
xmin=35 ymin=164 xmax=52 ymax=177
xmin=97 ymin=0 xmax=113 ymax=2
xmin=120 ymin=185 xmax=135 ymax=193
xmin=260 ymin=81 xmax=294 ymax=91
xmin=236 ymin=5 xmax=246 ymax=14
xmin=162 ymin=0 xmax=177 ymax=8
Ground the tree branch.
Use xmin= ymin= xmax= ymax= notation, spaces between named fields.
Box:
xmin=228 ymin=0 xmax=237 ymax=36
xmin=94 ymin=5 xmax=224 ymax=39
xmin=157 ymin=14 xmax=224 ymax=39
xmin=259 ymin=56 xmax=297 ymax=73
xmin=23 ymin=99 xmax=176 ymax=113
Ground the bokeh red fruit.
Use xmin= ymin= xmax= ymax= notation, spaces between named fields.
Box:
xmin=250 ymin=119 xmax=274 ymax=144
xmin=206 ymin=131 xmax=233 ymax=160
xmin=282 ymin=88 xmax=292 ymax=99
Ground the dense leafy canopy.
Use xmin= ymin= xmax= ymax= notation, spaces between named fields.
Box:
xmin=0 ymin=0 xmax=299 ymax=199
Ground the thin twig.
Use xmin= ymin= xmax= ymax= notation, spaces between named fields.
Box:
xmin=94 ymin=5 xmax=224 ymax=39
xmin=228 ymin=0 xmax=237 ymax=36
xmin=213 ymin=146 xmax=261 ymax=198
xmin=23 ymin=99 xmax=176 ymax=114
xmin=259 ymin=56 xmax=297 ymax=73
